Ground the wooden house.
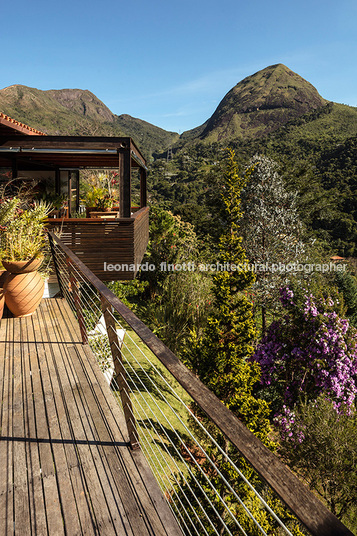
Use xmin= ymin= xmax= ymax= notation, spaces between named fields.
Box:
xmin=0 ymin=113 xmax=149 ymax=280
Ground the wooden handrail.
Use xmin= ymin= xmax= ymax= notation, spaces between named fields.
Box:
xmin=48 ymin=231 xmax=353 ymax=536
xmin=46 ymin=206 xmax=149 ymax=224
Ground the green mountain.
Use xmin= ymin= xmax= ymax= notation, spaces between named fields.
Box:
xmin=148 ymin=65 xmax=357 ymax=256
xmin=181 ymin=64 xmax=331 ymax=142
xmin=0 ymin=85 xmax=179 ymax=158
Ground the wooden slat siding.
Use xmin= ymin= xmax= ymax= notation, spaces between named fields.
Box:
xmin=133 ymin=207 xmax=150 ymax=268
xmin=48 ymin=231 xmax=354 ymax=536
xmin=46 ymin=207 xmax=149 ymax=281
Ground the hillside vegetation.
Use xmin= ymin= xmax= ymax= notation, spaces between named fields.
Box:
xmin=0 ymin=85 xmax=178 ymax=157
xmin=1 ymin=63 xmax=356 ymax=254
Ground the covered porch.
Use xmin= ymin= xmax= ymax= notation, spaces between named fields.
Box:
xmin=0 ymin=132 xmax=149 ymax=281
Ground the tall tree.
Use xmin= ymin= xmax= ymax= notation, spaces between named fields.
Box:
xmin=185 ymin=149 xmax=267 ymax=428
xmin=240 ymin=154 xmax=305 ymax=333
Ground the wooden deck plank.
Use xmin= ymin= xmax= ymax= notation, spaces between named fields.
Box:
xmin=34 ymin=305 xmax=98 ymax=536
xmin=79 ymin=343 xmax=182 ymax=536
xmin=0 ymin=300 xmax=183 ymax=536
xmin=21 ymin=319 xmax=48 ymax=536
xmin=40 ymin=302 xmax=124 ymax=535
xmin=58 ymin=344 xmax=121 ymax=536
xmin=0 ymin=317 xmax=14 ymax=535
xmin=50 ymin=299 xmax=178 ymax=535
xmin=12 ymin=320 xmax=32 ymax=535
xmin=29 ymin=308 xmax=84 ymax=536
xmin=52 ymin=298 xmax=181 ymax=535
xmin=26 ymin=338 xmax=65 ymax=536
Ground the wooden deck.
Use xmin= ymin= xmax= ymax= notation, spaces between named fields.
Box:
xmin=0 ymin=298 xmax=182 ymax=536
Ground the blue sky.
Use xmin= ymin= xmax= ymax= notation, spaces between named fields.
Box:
xmin=1 ymin=0 xmax=357 ymax=133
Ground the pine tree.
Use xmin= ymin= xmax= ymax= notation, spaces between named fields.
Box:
xmin=188 ymin=150 xmax=270 ymax=435
xmin=185 ymin=149 xmax=269 ymax=433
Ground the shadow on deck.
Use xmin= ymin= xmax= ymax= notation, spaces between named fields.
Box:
xmin=0 ymin=298 xmax=182 ymax=536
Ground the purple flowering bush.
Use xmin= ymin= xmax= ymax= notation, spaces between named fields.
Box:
xmin=253 ymin=286 xmax=357 ymax=442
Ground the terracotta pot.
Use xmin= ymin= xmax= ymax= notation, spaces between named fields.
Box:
xmin=0 ymin=270 xmax=8 ymax=321
xmin=0 ymin=288 xmax=5 ymax=320
xmin=86 ymin=207 xmax=96 ymax=218
xmin=2 ymin=258 xmax=44 ymax=317
xmin=2 ymin=256 xmax=43 ymax=274
xmin=4 ymin=271 xmax=45 ymax=318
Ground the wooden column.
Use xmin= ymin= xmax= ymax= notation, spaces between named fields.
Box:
xmin=66 ymin=258 xmax=88 ymax=345
xmin=12 ymin=157 xmax=18 ymax=179
xmin=119 ymin=149 xmax=131 ymax=218
xmin=101 ymin=297 xmax=139 ymax=449
xmin=140 ymin=167 xmax=147 ymax=208
xmin=55 ymin=168 xmax=60 ymax=195
xmin=48 ymin=234 xmax=64 ymax=298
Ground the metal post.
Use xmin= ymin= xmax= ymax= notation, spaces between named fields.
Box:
xmin=101 ymin=296 xmax=139 ymax=450
xmin=140 ymin=167 xmax=147 ymax=208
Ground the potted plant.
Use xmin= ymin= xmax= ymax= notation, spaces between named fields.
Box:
xmin=0 ymin=198 xmax=52 ymax=317
xmin=84 ymin=186 xmax=106 ymax=217
xmin=94 ymin=194 xmax=114 ymax=212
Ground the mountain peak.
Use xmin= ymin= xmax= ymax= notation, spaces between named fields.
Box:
xmin=195 ymin=64 xmax=327 ymax=141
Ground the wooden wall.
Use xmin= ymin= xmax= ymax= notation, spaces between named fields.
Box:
xmin=47 ymin=207 xmax=149 ymax=281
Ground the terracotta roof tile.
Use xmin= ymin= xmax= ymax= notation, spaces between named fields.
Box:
xmin=0 ymin=112 xmax=46 ymax=135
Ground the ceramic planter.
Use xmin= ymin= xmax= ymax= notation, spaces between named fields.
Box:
xmin=2 ymin=257 xmax=43 ymax=274
xmin=3 ymin=257 xmax=44 ymax=318
xmin=0 ymin=271 xmax=7 ymax=321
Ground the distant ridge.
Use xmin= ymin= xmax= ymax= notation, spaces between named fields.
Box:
xmin=0 ymin=85 xmax=179 ymax=157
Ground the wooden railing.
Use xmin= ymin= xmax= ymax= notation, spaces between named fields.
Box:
xmin=48 ymin=230 xmax=353 ymax=536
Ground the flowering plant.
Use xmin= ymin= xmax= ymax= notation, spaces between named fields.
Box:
xmin=94 ymin=194 xmax=113 ymax=210
xmin=253 ymin=286 xmax=357 ymax=441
